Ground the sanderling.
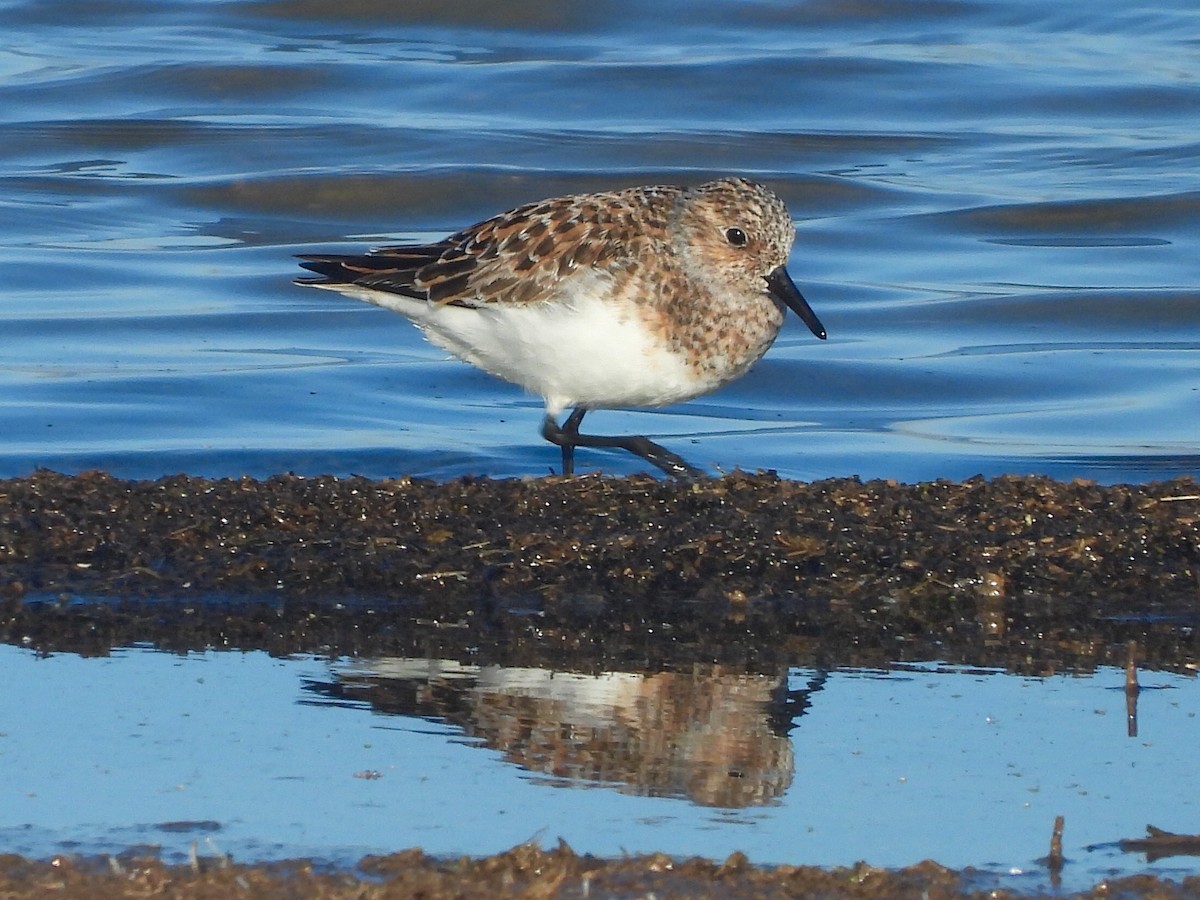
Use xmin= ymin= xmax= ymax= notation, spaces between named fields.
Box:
xmin=297 ymin=176 xmax=826 ymax=477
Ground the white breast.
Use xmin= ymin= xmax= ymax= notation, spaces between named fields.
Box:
xmin=312 ymin=277 xmax=707 ymax=416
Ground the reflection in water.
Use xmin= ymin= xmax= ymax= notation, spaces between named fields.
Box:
xmin=1125 ymin=641 xmax=1141 ymax=738
xmin=303 ymin=660 xmax=826 ymax=808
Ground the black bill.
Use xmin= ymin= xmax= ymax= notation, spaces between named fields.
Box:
xmin=765 ymin=265 xmax=826 ymax=340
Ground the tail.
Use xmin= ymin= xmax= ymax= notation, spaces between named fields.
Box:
xmin=295 ymin=254 xmax=358 ymax=285
xmin=295 ymin=253 xmax=427 ymax=299
xmin=296 ymin=238 xmax=484 ymax=313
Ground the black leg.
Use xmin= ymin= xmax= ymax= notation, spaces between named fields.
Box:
xmin=541 ymin=408 xmax=586 ymax=476
xmin=541 ymin=407 xmax=704 ymax=478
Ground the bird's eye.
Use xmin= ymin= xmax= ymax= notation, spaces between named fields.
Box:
xmin=725 ymin=227 xmax=748 ymax=247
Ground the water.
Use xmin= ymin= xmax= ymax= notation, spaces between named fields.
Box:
xmin=1 ymin=645 xmax=1197 ymax=893
xmin=2 ymin=0 xmax=1200 ymax=887
xmin=1 ymin=0 xmax=1197 ymax=482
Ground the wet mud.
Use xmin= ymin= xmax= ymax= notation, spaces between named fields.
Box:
xmin=2 ymin=469 xmax=1199 ymax=898
xmin=1 ymin=469 xmax=1197 ymax=673
xmin=1 ymin=840 xmax=1199 ymax=900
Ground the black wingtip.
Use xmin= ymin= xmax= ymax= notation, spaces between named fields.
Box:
xmin=295 ymin=257 xmax=339 ymax=285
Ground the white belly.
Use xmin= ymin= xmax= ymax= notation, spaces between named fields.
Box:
xmin=316 ymin=280 xmax=710 ymax=416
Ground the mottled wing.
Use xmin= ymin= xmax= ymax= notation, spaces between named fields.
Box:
xmin=296 ymin=241 xmax=467 ymax=303
xmin=297 ymin=185 xmax=679 ymax=307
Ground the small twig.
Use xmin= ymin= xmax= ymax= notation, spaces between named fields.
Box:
xmin=1046 ymin=815 xmax=1065 ymax=878
xmin=413 ymin=570 xmax=468 ymax=581
xmin=1120 ymin=825 xmax=1200 ymax=861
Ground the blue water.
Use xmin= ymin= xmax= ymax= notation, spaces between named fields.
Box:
xmin=2 ymin=0 xmax=1197 ymax=481
xmin=3 ymin=0 xmax=1200 ymax=886
xmin=2 ymin=646 xmax=1198 ymax=893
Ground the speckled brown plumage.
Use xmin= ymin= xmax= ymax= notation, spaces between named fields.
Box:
xmin=297 ymin=178 xmax=827 ymax=476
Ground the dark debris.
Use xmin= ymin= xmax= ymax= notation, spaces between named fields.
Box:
xmin=2 ymin=839 xmax=1199 ymax=900
xmin=1 ymin=469 xmax=1197 ymax=671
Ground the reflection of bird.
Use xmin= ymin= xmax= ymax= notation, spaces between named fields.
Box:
xmin=297 ymin=177 xmax=825 ymax=476
xmin=315 ymin=660 xmax=799 ymax=808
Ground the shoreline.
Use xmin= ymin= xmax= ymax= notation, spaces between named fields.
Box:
xmin=2 ymin=837 xmax=1198 ymax=899
xmin=3 ymin=470 xmax=1198 ymax=898
xmin=2 ymin=469 xmax=1197 ymax=671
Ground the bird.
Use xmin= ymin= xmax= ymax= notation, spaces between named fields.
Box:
xmin=296 ymin=176 xmax=826 ymax=477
